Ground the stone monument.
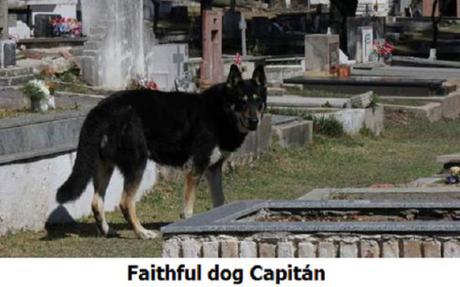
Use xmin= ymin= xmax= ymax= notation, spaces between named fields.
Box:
xmin=148 ymin=43 xmax=188 ymax=91
xmin=80 ymin=0 xmax=154 ymax=89
xmin=200 ymin=9 xmax=224 ymax=89
xmin=347 ymin=16 xmax=385 ymax=61
xmin=304 ymin=34 xmax=339 ymax=76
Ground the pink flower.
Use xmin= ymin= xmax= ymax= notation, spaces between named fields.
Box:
xmin=233 ymin=52 xmax=242 ymax=66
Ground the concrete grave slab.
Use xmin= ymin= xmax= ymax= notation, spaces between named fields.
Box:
xmin=352 ymin=65 xmax=460 ymax=80
xmin=0 ymin=154 xmax=156 ymax=236
xmin=284 ymin=76 xmax=449 ymax=97
xmin=271 ymin=115 xmax=313 ymax=148
xmin=314 ymin=105 xmax=384 ymax=136
xmin=162 ymin=200 xmax=460 ymax=235
xmin=300 ymin=186 xmax=460 ymax=201
xmin=268 ymin=95 xmax=350 ymax=108
xmin=381 ymin=91 xmax=460 ymax=119
xmin=383 ymin=102 xmax=442 ymax=122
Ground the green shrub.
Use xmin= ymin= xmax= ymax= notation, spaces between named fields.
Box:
xmin=313 ymin=116 xmax=344 ymax=137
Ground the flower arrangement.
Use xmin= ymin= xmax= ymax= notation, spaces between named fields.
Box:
xmin=129 ymin=77 xmax=159 ymax=90
xmin=373 ymin=40 xmax=395 ymax=60
xmin=51 ymin=17 xmax=82 ymax=37
xmin=22 ymin=79 xmax=55 ymax=112
xmin=233 ymin=52 xmax=247 ymax=73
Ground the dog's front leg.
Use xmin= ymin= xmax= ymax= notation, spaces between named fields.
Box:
xmin=205 ymin=161 xmax=225 ymax=207
xmin=182 ymin=170 xmax=203 ymax=219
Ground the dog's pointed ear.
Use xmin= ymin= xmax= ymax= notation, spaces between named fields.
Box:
xmin=226 ymin=64 xmax=242 ymax=89
xmin=252 ymin=65 xmax=266 ymax=87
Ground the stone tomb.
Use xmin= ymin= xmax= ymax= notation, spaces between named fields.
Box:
xmin=304 ymin=34 xmax=339 ymax=76
xmin=0 ymin=94 xmax=157 ymax=236
xmin=162 ymin=200 xmax=460 ymax=258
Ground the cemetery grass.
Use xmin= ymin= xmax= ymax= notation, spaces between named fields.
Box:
xmin=3 ymin=115 xmax=460 ymax=256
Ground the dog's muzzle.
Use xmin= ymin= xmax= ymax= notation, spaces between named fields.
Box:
xmin=247 ymin=117 xmax=259 ymax=131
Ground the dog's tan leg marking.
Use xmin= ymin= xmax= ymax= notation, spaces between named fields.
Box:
xmin=119 ymin=178 xmax=158 ymax=240
xmin=91 ymin=162 xmax=116 ymax=237
xmin=183 ymin=171 xmax=201 ymax=219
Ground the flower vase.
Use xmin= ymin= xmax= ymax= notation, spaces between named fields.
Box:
xmin=30 ymin=98 xmax=48 ymax=112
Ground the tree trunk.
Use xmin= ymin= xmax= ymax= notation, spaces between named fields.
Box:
xmin=330 ymin=0 xmax=358 ymax=54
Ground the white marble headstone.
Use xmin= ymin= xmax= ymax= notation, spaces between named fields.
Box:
xmin=360 ymin=26 xmax=374 ymax=63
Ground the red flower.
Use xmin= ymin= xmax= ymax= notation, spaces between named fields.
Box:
xmin=233 ymin=52 xmax=242 ymax=66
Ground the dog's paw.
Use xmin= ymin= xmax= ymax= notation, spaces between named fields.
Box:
xmin=180 ymin=212 xmax=194 ymax=220
xmin=105 ymin=228 xmax=120 ymax=238
xmin=137 ymin=229 xmax=160 ymax=240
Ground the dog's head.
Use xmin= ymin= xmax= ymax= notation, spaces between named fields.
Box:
xmin=224 ymin=64 xmax=267 ymax=133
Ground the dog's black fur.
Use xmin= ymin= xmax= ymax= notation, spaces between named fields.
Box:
xmin=56 ymin=64 xmax=267 ymax=239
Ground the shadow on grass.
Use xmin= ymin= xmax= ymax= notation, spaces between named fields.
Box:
xmin=43 ymin=205 xmax=171 ymax=241
xmin=42 ymin=221 xmax=172 ymax=241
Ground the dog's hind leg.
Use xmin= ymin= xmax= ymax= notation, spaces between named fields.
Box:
xmin=91 ymin=161 xmax=116 ymax=237
xmin=182 ymin=170 xmax=203 ymax=219
xmin=205 ymin=161 xmax=225 ymax=207
xmin=119 ymin=172 xmax=159 ymax=240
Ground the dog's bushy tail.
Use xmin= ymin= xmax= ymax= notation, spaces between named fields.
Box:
xmin=56 ymin=109 xmax=107 ymax=204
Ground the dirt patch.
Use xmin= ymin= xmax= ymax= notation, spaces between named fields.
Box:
xmin=248 ymin=209 xmax=460 ymax=223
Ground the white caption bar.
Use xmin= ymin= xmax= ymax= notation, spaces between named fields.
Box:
xmin=0 ymin=258 xmax=458 ymax=287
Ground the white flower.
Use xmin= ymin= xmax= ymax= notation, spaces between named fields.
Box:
xmin=30 ymin=80 xmax=50 ymax=98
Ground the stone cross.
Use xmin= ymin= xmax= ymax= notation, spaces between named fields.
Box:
xmin=239 ymin=16 xmax=247 ymax=57
xmin=173 ymin=45 xmax=184 ymax=78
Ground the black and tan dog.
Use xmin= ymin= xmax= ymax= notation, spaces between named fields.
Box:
xmin=56 ymin=64 xmax=267 ymax=239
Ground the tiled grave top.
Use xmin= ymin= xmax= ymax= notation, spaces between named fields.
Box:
xmin=161 ymin=200 xmax=460 ymax=235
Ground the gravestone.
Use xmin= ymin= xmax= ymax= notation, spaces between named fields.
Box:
xmin=148 ymin=43 xmax=188 ymax=91
xmin=304 ymin=34 xmax=339 ymax=75
xmin=347 ymin=17 xmax=385 ymax=60
xmin=200 ymin=10 xmax=224 ymax=88
xmin=34 ymin=14 xmax=59 ymax=38
xmin=0 ymin=40 xmax=16 ymax=67
xmin=356 ymin=26 xmax=374 ymax=63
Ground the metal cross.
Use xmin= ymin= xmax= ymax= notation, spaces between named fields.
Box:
xmin=173 ymin=45 xmax=184 ymax=78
